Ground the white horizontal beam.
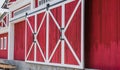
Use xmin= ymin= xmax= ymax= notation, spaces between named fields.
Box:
xmin=0 ymin=8 xmax=9 ymax=12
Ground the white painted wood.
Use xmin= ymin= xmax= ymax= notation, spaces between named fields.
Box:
xmin=13 ymin=4 xmax=30 ymax=17
xmin=81 ymin=0 xmax=85 ymax=69
xmin=26 ymin=60 xmax=83 ymax=69
xmin=10 ymin=17 xmax=25 ymax=24
xmin=34 ymin=14 xmax=37 ymax=61
xmin=6 ymin=14 xmax=9 ymax=26
xmin=61 ymin=4 xmax=65 ymax=64
xmin=9 ymin=0 xmax=31 ymax=11
xmin=8 ymin=23 xmax=14 ymax=60
xmin=0 ymin=27 xmax=8 ymax=34
xmin=49 ymin=0 xmax=73 ymax=10
xmin=0 ymin=38 xmax=3 ymax=50
xmin=31 ymin=0 xmax=35 ymax=10
xmin=25 ymin=19 xmax=27 ymax=61
xmin=3 ymin=37 xmax=7 ymax=50
xmin=46 ymin=10 xmax=49 ymax=63
xmin=10 ymin=12 xmax=26 ymax=24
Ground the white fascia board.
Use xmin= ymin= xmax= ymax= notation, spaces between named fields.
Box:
xmin=0 ymin=9 xmax=9 ymax=12
xmin=10 ymin=17 xmax=25 ymax=24
xmin=0 ymin=27 xmax=8 ymax=34
xmin=10 ymin=12 xmax=25 ymax=24
xmin=9 ymin=0 xmax=31 ymax=11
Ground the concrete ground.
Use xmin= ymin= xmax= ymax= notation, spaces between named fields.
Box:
xmin=0 ymin=59 xmax=98 ymax=70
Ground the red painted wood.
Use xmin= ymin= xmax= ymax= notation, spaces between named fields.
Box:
xmin=35 ymin=0 xmax=38 ymax=8
xmin=37 ymin=12 xmax=46 ymax=62
xmin=0 ymin=22 xmax=2 ymax=26
xmin=49 ymin=6 xmax=61 ymax=63
xmin=9 ymin=0 xmax=16 ymax=2
xmin=25 ymin=0 xmax=82 ymax=66
xmin=85 ymin=0 xmax=120 ymax=69
xmin=0 ymin=33 xmax=8 ymax=59
xmin=65 ymin=0 xmax=81 ymax=65
xmin=14 ymin=21 xmax=25 ymax=60
xmin=26 ymin=15 xmax=35 ymax=61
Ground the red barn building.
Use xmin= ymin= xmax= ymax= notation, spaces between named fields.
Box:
xmin=0 ymin=12 xmax=9 ymax=59
xmin=0 ymin=0 xmax=120 ymax=70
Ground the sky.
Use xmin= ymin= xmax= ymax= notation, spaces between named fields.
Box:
xmin=0 ymin=0 xmax=6 ymax=14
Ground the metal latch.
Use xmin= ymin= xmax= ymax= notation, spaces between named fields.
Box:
xmin=33 ymin=32 xmax=37 ymax=43
xmin=60 ymin=28 xmax=64 ymax=40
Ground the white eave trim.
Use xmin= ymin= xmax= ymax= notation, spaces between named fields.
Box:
xmin=10 ymin=12 xmax=25 ymax=24
xmin=9 ymin=0 xmax=31 ymax=11
xmin=0 ymin=27 xmax=8 ymax=34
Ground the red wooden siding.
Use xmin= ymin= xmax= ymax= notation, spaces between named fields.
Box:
xmin=65 ymin=0 xmax=81 ymax=65
xmin=0 ymin=22 xmax=2 ymax=26
xmin=26 ymin=15 xmax=35 ymax=61
xmin=35 ymin=0 xmax=38 ymax=8
xmin=14 ymin=21 xmax=25 ymax=60
xmin=48 ymin=6 xmax=61 ymax=63
xmin=37 ymin=12 xmax=46 ymax=62
xmin=0 ymin=33 xmax=8 ymax=59
xmin=85 ymin=0 xmax=120 ymax=69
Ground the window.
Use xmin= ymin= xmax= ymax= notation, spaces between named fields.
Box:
xmin=13 ymin=5 xmax=31 ymax=17
xmin=4 ymin=37 xmax=7 ymax=49
xmin=39 ymin=0 xmax=50 ymax=5
xmin=38 ymin=0 xmax=62 ymax=6
xmin=1 ymin=38 xmax=3 ymax=50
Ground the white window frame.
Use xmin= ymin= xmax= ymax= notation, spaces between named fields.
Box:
xmin=4 ymin=37 xmax=7 ymax=50
xmin=1 ymin=38 xmax=3 ymax=50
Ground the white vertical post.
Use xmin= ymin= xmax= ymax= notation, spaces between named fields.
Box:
xmin=46 ymin=10 xmax=49 ymax=62
xmin=8 ymin=22 xmax=14 ymax=60
xmin=61 ymin=4 xmax=65 ymax=64
xmin=34 ymin=14 xmax=37 ymax=61
xmin=1 ymin=38 xmax=3 ymax=50
xmin=4 ymin=37 xmax=7 ymax=50
xmin=31 ymin=0 xmax=35 ymax=10
xmin=8 ymin=8 xmax=14 ymax=60
xmin=25 ymin=18 xmax=27 ymax=61
xmin=6 ymin=14 xmax=9 ymax=26
xmin=81 ymin=0 xmax=85 ymax=69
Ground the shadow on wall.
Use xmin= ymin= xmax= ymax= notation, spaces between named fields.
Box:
xmin=85 ymin=0 xmax=120 ymax=70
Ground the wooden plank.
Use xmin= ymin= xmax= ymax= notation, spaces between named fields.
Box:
xmin=0 ymin=63 xmax=16 ymax=69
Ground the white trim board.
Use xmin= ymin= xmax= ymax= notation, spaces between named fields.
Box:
xmin=0 ymin=27 xmax=8 ymax=34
